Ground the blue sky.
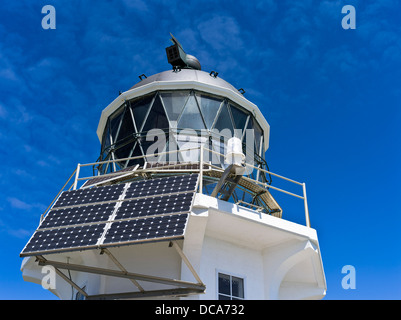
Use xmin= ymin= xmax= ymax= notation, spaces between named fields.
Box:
xmin=0 ymin=0 xmax=400 ymax=300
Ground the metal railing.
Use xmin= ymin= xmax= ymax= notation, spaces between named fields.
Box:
xmin=42 ymin=145 xmax=311 ymax=228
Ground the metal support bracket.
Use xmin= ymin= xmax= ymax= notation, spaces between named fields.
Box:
xmin=169 ymin=241 xmax=204 ymax=286
xmin=211 ymin=164 xmax=245 ymax=200
xmin=101 ymin=248 xmax=145 ymax=292
xmin=36 ymin=255 xmax=88 ymax=298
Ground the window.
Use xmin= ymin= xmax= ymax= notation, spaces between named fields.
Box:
xmin=218 ymin=272 xmax=244 ymax=300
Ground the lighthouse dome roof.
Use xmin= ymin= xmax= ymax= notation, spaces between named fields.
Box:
xmin=130 ymin=68 xmax=240 ymax=97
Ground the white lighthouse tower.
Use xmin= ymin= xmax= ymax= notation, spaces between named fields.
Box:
xmin=20 ymin=35 xmax=326 ymax=300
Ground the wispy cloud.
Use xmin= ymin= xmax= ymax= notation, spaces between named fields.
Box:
xmin=197 ymin=15 xmax=243 ymax=54
xmin=7 ymin=228 xmax=32 ymax=239
xmin=7 ymin=197 xmax=33 ymax=210
xmin=7 ymin=197 xmax=46 ymax=212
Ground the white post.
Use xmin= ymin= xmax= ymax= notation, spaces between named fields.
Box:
xmin=73 ymin=163 xmax=81 ymax=190
xmin=302 ymin=183 xmax=311 ymax=228
xmin=199 ymin=145 xmax=203 ymax=195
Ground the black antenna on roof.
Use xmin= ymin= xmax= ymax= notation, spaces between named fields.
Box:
xmin=165 ymin=33 xmax=201 ymax=70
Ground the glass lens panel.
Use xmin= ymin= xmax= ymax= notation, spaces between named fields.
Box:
xmin=176 ymin=129 xmax=203 ymax=162
xmin=110 ymin=110 xmax=123 ymax=143
xmin=142 ymin=95 xmax=170 ymax=133
xmin=213 ymin=102 xmax=233 ymax=136
xmin=178 ymin=94 xmax=205 ymax=130
xmin=243 ymin=120 xmax=255 ymax=157
xmin=218 ymin=294 xmax=231 ymax=300
xmin=102 ymin=121 xmax=111 ymax=149
xmin=218 ymin=273 xmax=231 ymax=295
xmin=231 ymin=276 xmax=244 ymax=298
xmin=127 ymin=142 xmax=144 ymax=167
xmin=254 ymin=118 xmax=263 ymax=152
xmin=160 ymin=91 xmax=189 ymax=124
xmin=196 ymin=93 xmax=223 ymax=129
xmin=117 ymin=108 xmax=135 ymax=142
xmin=115 ymin=140 xmax=136 ymax=162
xmin=130 ymin=94 xmax=154 ymax=131
xmin=229 ymin=104 xmax=248 ymax=132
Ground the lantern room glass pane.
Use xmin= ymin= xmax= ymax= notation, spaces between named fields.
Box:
xmin=141 ymin=95 xmax=169 ymax=133
xmin=196 ymin=93 xmax=223 ymax=129
xmin=251 ymin=117 xmax=263 ymax=153
xmin=110 ymin=110 xmax=123 ymax=144
xmin=213 ymin=101 xmax=233 ymax=136
xmin=160 ymin=91 xmax=189 ymax=124
xmin=102 ymin=121 xmax=111 ymax=149
xmin=115 ymin=140 xmax=136 ymax=163
xmin=229 ymin=104 xmax=248 ymax=132
xmin=117 ymin=107 xmax=135 ymax=142
xmin=127 ymin=142 xmax=144 ymax=167
xmin=177 ymin=94 xmax=205 ymax=130
xmin=130 ymin=94 xmax=154 ymax=132
xmin=242 ymin=122 xmax=255 ymax=158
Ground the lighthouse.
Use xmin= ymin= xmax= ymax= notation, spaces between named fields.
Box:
xmin=20 ymin=34 xmax=326 ymax=300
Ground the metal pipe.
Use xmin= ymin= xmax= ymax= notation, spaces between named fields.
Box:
xmin=41 ymin=167 xmax=77 ymax=220
xmin=81 ymin=146 xmax=200 ymax=167
xmin=36 ymin=256 xmax=88 ymax=298
xmin=102 ymin=248 xmax=145 ymax=292
xmin=258 ymin=183 xmax=304 ymax=200
xmin=171 ymin=241 xmax=204 ymax=285
xmin=199 ymin=144 xmax=203 ymax=194
xmin=86 ymin=288 xmax=204 ymax=300
xmin=73 ymin=163 xmax=80 ymax=190
xmin=38 ymin=259 xmax=206 ymax=291
xmin=303 ymin=183 xmax=311 ymax=228
xmin=244 ymin=162 xmax=303 ymax=186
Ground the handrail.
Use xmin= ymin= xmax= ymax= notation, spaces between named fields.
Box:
xmin=40 ymin=167 xmax=77 ymax=222
xmin=56 ymin=144 xmax=311 ymax=227
xmin=244 ymin=161 xmax=303 ymax=186
xmin=82 ymin=146 xmax=202 ymax=167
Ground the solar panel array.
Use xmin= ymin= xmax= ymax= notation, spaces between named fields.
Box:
xmin=21 ymin=174 xmax=198 ymax=257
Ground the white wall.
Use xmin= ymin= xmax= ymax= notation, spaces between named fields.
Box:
xmin=198 ymin=236 xmax=265 ymax=300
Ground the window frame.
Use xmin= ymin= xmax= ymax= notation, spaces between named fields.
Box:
xmin=216 ymin=270 xmax=246 ymax=300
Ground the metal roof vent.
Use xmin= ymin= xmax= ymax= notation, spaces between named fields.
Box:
xmin=165 ymin=33 xmax=201 ymax=70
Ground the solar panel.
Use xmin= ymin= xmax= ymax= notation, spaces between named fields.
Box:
xmin=39 ymin=203 xmax=116 ymax=229
xmin=115 ymin=193 xmax=194 ymax=220
xmin=102 ymin=214 xmax=188 ymax=245
xmin=124 ymin=174 xmax=198 ymax=199
xmin=20 ymin=174 xmax=198 ymax=257
xmin=53 ymin=184 xmax=125 ymax=208
xmin=22 ymin=224 xmax=105 ymax=255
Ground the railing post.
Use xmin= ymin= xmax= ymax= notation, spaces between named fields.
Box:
xmin=199 ymin=145 xmax=203 ymax=195
xmin=302 ymin=183 xmax=311 ymax=228
xmin=73 ymin=163 xmax=81 ymax=190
